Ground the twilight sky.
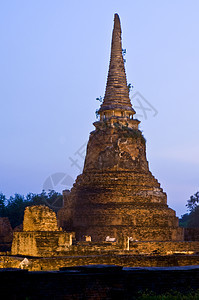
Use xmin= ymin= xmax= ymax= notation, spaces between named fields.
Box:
xmin=0 ymin=0 xmax=199 ymax=217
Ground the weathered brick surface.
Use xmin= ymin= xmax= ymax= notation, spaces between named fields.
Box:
xmin=98 ymin=14 xmax=133 ymax=113
xmin=2 ymin=252 xmax=199 ymax=271
xmin=58 ymin=14 xmax=183 ymax=243
xmin=12 ymin=205 xmax=73 ymax=257
xmin=128 ymin=241 xmax=199 ymax=255
xmin=23 ymin=205 xmax=58 ymax=231
xmin=11 ymin=231 xmax=72 ymax=257
xmin=59 ymin=127 xmax=183 ymax=241
xmin=57 ymin=190 xmax=73 ymax=229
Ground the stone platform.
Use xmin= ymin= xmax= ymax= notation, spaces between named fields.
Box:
xmin=2 ymin=253 xmax=199 ymax=271
xmin=11 ymin=231 xmax=72 ymax=257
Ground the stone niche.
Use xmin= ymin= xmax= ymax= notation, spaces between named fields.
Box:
xmin=11 ymin=205 xmax=73 ymax=257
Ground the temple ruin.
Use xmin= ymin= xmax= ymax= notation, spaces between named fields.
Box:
xmin=3 ymin=13 xmax=199 ymax=271
xmin=12 ymin=206 xmax=72 ymax=257
xmin=58 ymin=14 xmax=183 ymax=242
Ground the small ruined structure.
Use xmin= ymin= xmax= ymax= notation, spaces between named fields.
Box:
xmin=12 ymin=205 xmax=72 ymax=257
xmin=23 ymin=205 xmax=58 ymax=231
xmin=58 ymin=14 xmax=183 ymax=242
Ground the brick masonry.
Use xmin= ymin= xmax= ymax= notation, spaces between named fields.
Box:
xmin=58 ymin=14 xmax=183 ymax=243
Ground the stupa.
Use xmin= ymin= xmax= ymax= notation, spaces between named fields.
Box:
xmin=58 ymin=14 xmax=183 ymax=242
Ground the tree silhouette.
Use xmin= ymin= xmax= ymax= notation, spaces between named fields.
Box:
xmin=0 ymin=191 xmax=63 ymax=228
xmin=180 ymin=191 xmax=199 ymax=228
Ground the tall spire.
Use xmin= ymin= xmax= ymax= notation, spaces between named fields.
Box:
xmin=99 ymin=13 xmax=134 ymax=113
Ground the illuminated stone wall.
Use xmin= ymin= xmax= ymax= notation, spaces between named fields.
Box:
xmin=11 ymin=205 xmax=73 ymax=257
xmin=11 ymin=231 xmax=72 ymax=257
xmin=23 ymin=205 xmax=58 ymax=231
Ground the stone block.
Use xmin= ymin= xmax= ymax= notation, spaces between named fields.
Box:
xmin=23 ymin=205 xmax=58 ymax=231
xmin=11 ymin=231 xmax=73 ymax=257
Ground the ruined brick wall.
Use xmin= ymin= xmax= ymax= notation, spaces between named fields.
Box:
xmin=54 ymin=239 xmax=199 ymax=256
xmin=12 ymin=232 xmax=38 ymax=256
xmin=128 ymin=241 xmax=199 ymax=255
xmin=57 ymin=190 xmax=73 ymax=230
xmin=11 ymin=205 xmax=73 ymax=257
xmin=3 ymin=249 xmax=199 ymax=271
xmin=23 ymin=205 xmax=58 ymax=231
xmin=2 ymin=263 xmax=199 ymax=299
xmin=11 ymin=231 xmax=72 ymax=257
xmin=84 ymin=127 xmax=148 ymax=172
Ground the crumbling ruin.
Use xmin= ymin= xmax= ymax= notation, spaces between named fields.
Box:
xmin=5 ymin=14 xmax=199 ymax=269
xmin=58 ymin=14 xmax=183 ymax=242
xmin=11 ymin=205 xmax=72 ymax=257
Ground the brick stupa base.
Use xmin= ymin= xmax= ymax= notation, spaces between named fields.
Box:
xmin=58 ymin=126 xmax=183 ymax=242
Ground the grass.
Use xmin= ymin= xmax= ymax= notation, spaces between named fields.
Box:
xmin=136 ymin=289 xmax=199 ymax=299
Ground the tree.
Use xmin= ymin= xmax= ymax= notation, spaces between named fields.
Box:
xmin=6 ymin=193 xmax=28 ymax=228
xmin=179 ymin=213 xmax=189 ymax=228
xmin=0 ymin=193 xmax=7 ymax=217
xmin=186 ymin=191 xmax=199 ymax=212
xmin=187 ymin=206 xmax=199 ymax=228
xmin=0 ymin=190 xmax=63 ymax=229
xmin=180 ymin=191 xmax=199 ymax=228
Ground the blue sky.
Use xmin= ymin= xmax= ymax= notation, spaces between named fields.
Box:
xmin=0 ymin=0 xmax=199 ymax=216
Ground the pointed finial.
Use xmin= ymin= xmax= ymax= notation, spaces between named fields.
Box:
xmin=99 ymin=13 xmax=134 ymax=113
xmin=113 ymin=13 xmax=121 ymax=32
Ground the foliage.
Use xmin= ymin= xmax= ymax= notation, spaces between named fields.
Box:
xmin=0 ymin=193 xmax=7 ymax=217
xmin=180 ymin=191 xmax=199 ymax=228
xmin=128 ymin=83 xmax=133 ymax=92
xmin=179 ymin=213 xmax=189 ymax=228
xmin=95 ymin=96 xmax=103 ymax=120
xmin=96 ymin=96 xmax=103 ymax=103
xmin=122 ymin=48 xmax=126 ymax=64
xmin=186 ymin=191 xmax=199 ymax=212
xmin=0 ymin=191 xmax=63 ymax=229
xmin=113 ymin=122 xmax=146 ymax=145
xmin=183 ymin=206 xmax=199 ymax=228
xmin=136 ymin=289 xmax=199 ymax=299
xmin=95 ymin=109 xmax=100 ymax=120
